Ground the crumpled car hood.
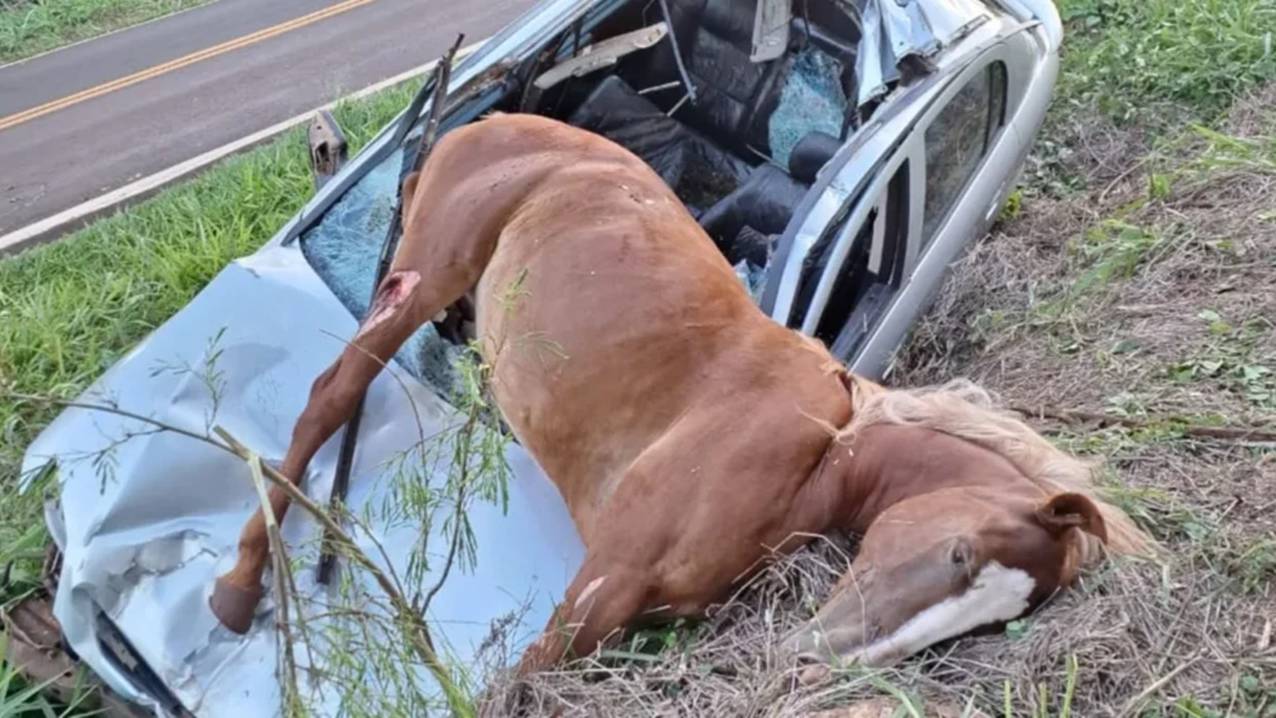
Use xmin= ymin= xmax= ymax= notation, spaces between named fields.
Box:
xmin=20 ymin=240 xmax=584 ymax=717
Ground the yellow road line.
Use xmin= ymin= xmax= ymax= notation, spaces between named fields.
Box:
xmin=0 ymin=0 xmax=378 ymax=133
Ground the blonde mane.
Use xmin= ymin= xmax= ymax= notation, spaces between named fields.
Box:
xmin=841 ymin=377 xmax=1157 ymax=564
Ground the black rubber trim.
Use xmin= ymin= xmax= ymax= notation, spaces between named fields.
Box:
xmin=94 ymin=609 xmax=193 ymax=717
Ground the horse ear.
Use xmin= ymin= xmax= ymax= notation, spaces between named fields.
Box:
xmin=1035 ymin=493 xmax=1108 ymax=544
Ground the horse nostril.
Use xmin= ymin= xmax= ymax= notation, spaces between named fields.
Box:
xmin=797 ymin=662 xmax=832 ymax=685
xmin=950 ymin=537 xmax=975 ymax=566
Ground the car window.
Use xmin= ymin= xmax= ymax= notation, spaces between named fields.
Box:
xmin=921 ymin=61 xmax=1007 ymax=243
xmin=300 ymin=147 xmax=403 ymax=324
xmin=299 ymin=147 xmax=455 ymax=386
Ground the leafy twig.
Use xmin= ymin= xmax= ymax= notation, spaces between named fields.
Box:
xmin=214 ymin=427 xmax=475 ymax=717
xmin=421 ymin=360 xmax=482 ymax=616
xmin=3 ymin=389 xmax=476 ymax=715
xmin=5 ymin=391 xmax=225 ymax=449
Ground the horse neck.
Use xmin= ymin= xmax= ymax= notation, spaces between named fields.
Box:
xmin=824 ymin=423 xmax=1042 ymax=534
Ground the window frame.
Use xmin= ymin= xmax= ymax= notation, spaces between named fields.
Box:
xmin=848 ymin=32 xmax=1045 ymax=377
xmin=812 ymin=160 xmax=910 ymax=346
xmin=789 ymin=48 xmax=1020 ymax=357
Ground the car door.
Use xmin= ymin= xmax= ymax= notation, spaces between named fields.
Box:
xmin=851 ymin=28 xmax=1050 ymax=377
xmin=823 ymin=58 xmax=1012 ymax=367
xmin=766 ymin=25 xmax=1047 ymax=378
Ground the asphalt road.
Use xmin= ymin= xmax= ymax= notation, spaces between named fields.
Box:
xmin=0 ymin=0 xmax=534 ymax=240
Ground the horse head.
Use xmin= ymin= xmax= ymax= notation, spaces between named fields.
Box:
xmin=783 ymin=482 xmax=1107 ymax=665
xmin=782 ymin=380 xmax=1153 ymax=667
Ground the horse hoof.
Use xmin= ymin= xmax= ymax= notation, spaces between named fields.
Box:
xmin=210 ymin=576 xmax=263 ymax=634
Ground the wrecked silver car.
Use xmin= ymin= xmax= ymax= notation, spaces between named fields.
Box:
xmin=20 ymin=0 xmax=1062 ymax=714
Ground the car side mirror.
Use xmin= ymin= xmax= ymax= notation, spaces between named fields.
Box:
xmin=308 ymin=109 xmax=348 ymax=191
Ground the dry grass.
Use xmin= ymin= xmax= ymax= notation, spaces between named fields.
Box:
xmin=883 ymin=83 xmax=1276 ymax=715
xmin=495 ymin=542 xmax=1270 ymax=716
xmin=486 ymin=86 xmax=1276 ymax=718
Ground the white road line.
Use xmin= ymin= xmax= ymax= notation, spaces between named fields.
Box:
xmin=0 ymin=41 xmax=482 ymax=255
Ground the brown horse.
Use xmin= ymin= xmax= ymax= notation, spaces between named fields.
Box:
xmin=209 ymin=113 xmax=1153 ymax=675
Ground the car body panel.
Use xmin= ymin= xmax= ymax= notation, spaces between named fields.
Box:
xmin=21 ymin=242 xmax=584 ymax=715
xmin=853 ymin=22 xmax=1058 ymax=375
xmin=765 ymin=13 xmax=1059 ymax=376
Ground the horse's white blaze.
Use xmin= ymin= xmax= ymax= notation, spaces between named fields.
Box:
xmin=856 ymin=561 xmax=1035 ymax=666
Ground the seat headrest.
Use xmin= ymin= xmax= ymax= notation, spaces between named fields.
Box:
xmin=787 ymin=130 xmax=841 ymax=183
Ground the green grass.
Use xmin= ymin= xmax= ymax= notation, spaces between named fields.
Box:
xmin=0 ymin=77 xmax=418 ymax=712
xmin=0 ymin=0 xmax=209 ymax=64
xmin=0 ymin=73 xmax=417 ymax=487
xmin=1167 ymin=316 xmax=1275 ymax=410
xmin=1026 ymin=0 xmax=1276 ymax=194
xmin=0 ymin=641 xmax=98 ymax=717
xmin=1055 ymin=0 xmax=1276 ymax=126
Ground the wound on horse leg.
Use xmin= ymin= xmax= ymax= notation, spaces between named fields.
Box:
xmin=357 ymin=270 xmax=422 ymax=340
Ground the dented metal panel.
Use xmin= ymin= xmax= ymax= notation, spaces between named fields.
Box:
xmin=21 ymin=242 xmax=584 ymax=716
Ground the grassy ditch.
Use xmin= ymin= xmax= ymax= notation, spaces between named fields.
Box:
xmin=0 ymin=0 xmax=209 ymax=64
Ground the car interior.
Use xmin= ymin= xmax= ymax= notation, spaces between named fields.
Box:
xmin=523 ymin=0 xmax=866 ymax=280
xmin=300 ymin=0 xmax=882 ymax=393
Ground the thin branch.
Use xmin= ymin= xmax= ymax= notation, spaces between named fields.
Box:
xmin=421 ymin=398 xmax=476 ymax=616
xmin=214 ymin=427 xmax=475 ymax=717
xmin=1010 ymin=404 xmax=1276 ymax=443
xmin=4 ymin=388 xmax=474 ymax=715
xmin=7 ymin=391 xmax=224 ymax=450
xmin=317 ymin=327 xmax=437 ymax=459
xmin=309 ymin=330 xmax=473 ymax=609
xmin=245 ymin=451 xmax=301 ymax=714
xmin=345 ymin=505 xmax=413 ymax=605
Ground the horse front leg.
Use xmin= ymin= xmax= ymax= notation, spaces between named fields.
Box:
xmin=210 ymin=267 xmax=453 ymax=633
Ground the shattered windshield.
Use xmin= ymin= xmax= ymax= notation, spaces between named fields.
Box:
xmin=300 ymin=148 xmax=401 ymax=321
xmin=298 ymin=146 xmax=465 ymax=393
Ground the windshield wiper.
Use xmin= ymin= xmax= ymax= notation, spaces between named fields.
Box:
xmin=317 ymin=35 xmax=465 ymax=585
